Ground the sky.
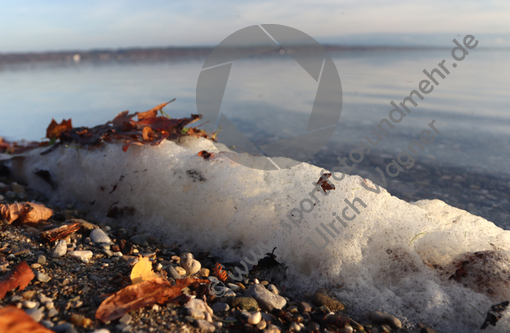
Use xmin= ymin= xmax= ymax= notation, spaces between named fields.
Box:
xmin=1 ymin=0 xmax=510 ymax=53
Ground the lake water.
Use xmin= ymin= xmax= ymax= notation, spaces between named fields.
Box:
xmin=1 ymin=48 xmax=509 ymax=227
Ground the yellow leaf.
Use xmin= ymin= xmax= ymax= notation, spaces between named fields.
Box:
xmin=130 ymin=256 xmax=160 ymax=284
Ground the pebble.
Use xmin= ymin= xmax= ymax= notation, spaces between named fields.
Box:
xmin=68 ymin=250 xmax=93 ymax=263
xmin=312 ymin=288 xmax=345 ymax=311
xmin=369 ymin=311 xmax=402 ymax=329
xmin=289 ymin=322 xmax=301 ymax=331
xmin=37 ymin=255 xmax=47 ymax=265
xmin=189 ymin=308 xmax=205 ymax=320
xmin=185 ymin=298 xmax=213 ymax=315
xmin=231 ymin=297 xmax=259 ymax=311
xmin=174 ymin=266 xmax=186 ymax=276
xmin=51 ymin=240 xmax=67 ymax=258
xmin=180 ymin=253 xmax=201 ymax=276
xmin=47 ymin=308 xmax=58 ymax=317
xmin=23 ymin=300 xmax=38 ymax=308
xmin=5 ymin=191 xmax=16 ymax=200
xmin=200 ymin=268 xmax=210 ymax=277
xmin=227 ymin=283 xmax=241 ymax=292
xmin=267 ymin=284 xmax=279 ymax=294
xmin=53 ymin=323 xmax=74 ymax=333
xmin=244 ymin=284 xmax=286 ymax=311
xmin=196 ymin=319 xmax=216 ymax=332
xmin=119 ymin=314 xmax=132 ymax=325
xmin=45 ymin=301 xmax=55 ymax=310
xmin=257 ymin=319 xmax=267 ymax=330
xmin=90 ymin=229 xmax=113 ymax=245
xmin=168 ymin=265 xmax=183 ymax=279
xmin=0 ymin=194 xmax=4 ymax=201
xmin=36 ymin=272 xmax=52 ymax=283
xmin=31 ymin=263 xmax=41 ymax=269
xmin=11 ymin=182 xmax=24 ymax=194
xmin=299 ymin=302 xmax=313 ymax=313
xmin=211 ymin=302 xmax=229 ymax=313
xmin=266 ymin=324 xmax=282 ymax=333
xmin=130 ymin=234 xmax=149 ymax=247
xmin=91 ymin=330 xmax=111 ymax=333
xmin=247 ymin=311 xmax=262 ymax=325
xmin=41 ymin=320 xmax=54 ymax=329
xmin=25 ymin=307 xmax=44 ymax=322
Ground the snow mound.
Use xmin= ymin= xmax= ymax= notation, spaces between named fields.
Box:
xmin=19 ymin=138 xmax=510 ymax=332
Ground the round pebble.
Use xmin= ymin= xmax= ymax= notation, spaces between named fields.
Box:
xmin=36 ymin=272 xmax=51 ymax=283
xmin=247 ymin=311 xmax=262 ymax=325
xmin=51 ymin=240 xmax=67 ymax=258
xmin=89 ymin=229 xmax=112 ymax=244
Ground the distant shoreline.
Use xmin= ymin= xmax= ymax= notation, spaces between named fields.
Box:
xmin=0 ymin=45 xmax=453 ymax=65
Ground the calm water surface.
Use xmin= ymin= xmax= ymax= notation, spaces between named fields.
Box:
xmin=1 ymin=48 xmax=509 ymax=226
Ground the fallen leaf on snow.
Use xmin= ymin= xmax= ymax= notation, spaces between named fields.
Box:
xmin=96 ymin=277 xmax=210 ymax=322
xmin=0 ymin=306 xmax=53 ymax=333
xmin=317 ymin=173 xmax=335 ymax=192
xmin=0 ymin=202 xmax=53 ymax=224
xmin=0 ymin=261 xmax=35 ymax=298
xmin=46 ymin=118 xmax=72 ymax=140
xmin=130 ymin=256 xmax=160 ymax=284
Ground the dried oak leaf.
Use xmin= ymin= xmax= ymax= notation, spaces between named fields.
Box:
xmin=198 ymin=150 xmax=212 ymax=159
xmin=130 ymin=256 xmax=160 ymax=284
xmin=96 ymin=277 xmax=209 ymax=322
xmin=0 ymin=306 xmax=53 ymax=333
xmin=212 ymin=263 xmax=227 ymax=282
xmin=46 ymin=118 xmax=72 ymax=140
xmin=0 ymin=202 xmax=53 ymax=224
xmin=139 ymin=99 xmax=176 ymax=118
xmin=317 ymin=173 xmax=335 ymax=192
xmin=0 ymin=261 xmax=35 ymax=298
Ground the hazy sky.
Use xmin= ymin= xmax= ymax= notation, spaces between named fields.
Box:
xmin=1 ymin=0 xmax=509 ymax=53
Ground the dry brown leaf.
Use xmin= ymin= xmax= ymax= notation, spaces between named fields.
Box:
xmin=130 ymin=256 xmax=160 ymax=284
xmin=46 ymin=118 xmax=72 ymax=140
xmin=142 ymin=127 xmax=154 ymax=141
xmin=141 ymin=99 xmax=176 ymax=117
xmin=39 ymin=222 xmax=81 ymax=243
xmin=96 ymin=277 xmax=210 ymax=322
xmin=0 ymin=306 xmax=53 ymax=333
xmin=0 ymin=202 xmax=53 ymax=224
xmin=317 ymin=173 xmax=335 ymax=192
xmin=0 ymin=261 xmax=35 ymax=298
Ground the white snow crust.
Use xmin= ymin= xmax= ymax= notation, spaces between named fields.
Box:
xmin=19 ymin=138 xmax=510 ymax=332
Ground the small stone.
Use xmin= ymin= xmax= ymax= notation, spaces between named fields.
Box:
xmin=22 ymin=290 xmax=36 ymax=300
xmin=45 ymin=301 xmax=54 ymax=310
xmin=199 ymin=268 xmax=210 ymax=277
xmin=25 ymin=307 xmax=44 ymax=322
xmin=247 ymin=311 xmax=262 ymax=325
xmin=130 ymin=234 xmax=149 ymax=247
xmin=90 ymin=229 xmax=113 ymax=245
xmin=5 ymin=191 xmax=16 ymax=200
xmin=299 ymin=302 xmax=313 ymax=313
xmin=11 ymin=182 xmax=25 ymax=194
xmin=36 ymin=272 xmax=51 ymax=283
xmin=119 ymin=314 xmax=132 ymax=325
xmin=47 ymin=308 xmax=58 ymax=318
xmin=0 ymin=195 xmax=4 ymax=201
xmin=37 ymin=255 xmax=47 ymax=265
xmin=196 ymin=319 xmax=216 ymax=332
xmin=51 ymin=240 xmax=67 ymax=258
xmin=180 ymin=253 xmax=201 ymax=276
xmin=168 ymin=265 xmax=183 ymax=279
xmin=368 ymin=311 xmax=402 ymax=329
xmin=211 ymin=302 xmax=229 ymax=313
xmin=174 ymin=266 xmax=186 ymax=276
xmin=53 ymin=323 xmax=74 ymax=333
xmin=185 ymin=298 xmax=213 ymax=315
xmin=23 ymin=300 xmax=37 ymax=308
xmin=244 ymin=284 xmax=286 ymax=311
xmin=68 ymin=250 xmax=93 ymax=262
xmin=289 ymin=322 xmax=301 ymax=332
xmin=70 ymin=313 xmax=92 ymax=328
xmin=223 ymin=289 xmax=236 ymax=297
xmin=31 ymin=263 xmax=41 ymax=269
xmin=231 ymin=297 xmax=259 ymax=311
xmin=257 ymin=319 xmax=267 ymax=330
xmin=312 ymin=288 xmax=345 ymax=311
xmin=91 ymin=330 xmax=111 ymax=333
xmin=40 ymin=320 xmax=54 ymax=329
xmin=267 ymin=284 xmax=279 ymax=294
xmin=227 ymin=283 xmax=241 ymax=292
xmin=266 ymin=324 xmax=282 ymax=333
xmin=189 ymin=308 xmax=205 ymax=320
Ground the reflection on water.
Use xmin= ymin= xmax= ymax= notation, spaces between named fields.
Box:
xmin=1 ymin=48 xmax=509 ymax=225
